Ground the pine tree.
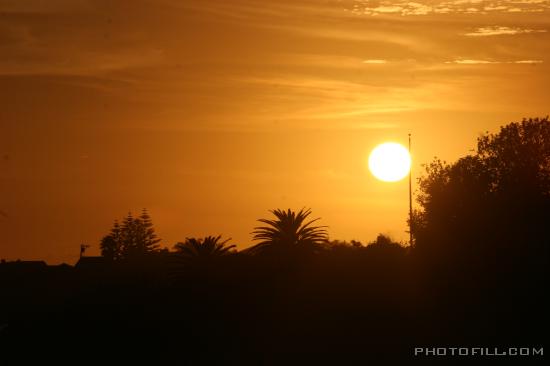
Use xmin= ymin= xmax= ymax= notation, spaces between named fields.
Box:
xmin=99 ymin=210 xmax=161 ymax=260
xmin=100 ymin=220 xmax=123 ymax=260
xmin=139 ymin=208 xmax=161 ymax=253
xmin=121 ymin=212 xmax=137 ymax=258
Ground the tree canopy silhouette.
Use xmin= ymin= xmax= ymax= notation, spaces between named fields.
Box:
xmin=100 ymin=209 xmax=161 ymax=260
xmin=414 ymin=117 xmax=550 ymax=264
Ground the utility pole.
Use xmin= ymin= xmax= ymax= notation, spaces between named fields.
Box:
xmin=408 ymin=134 xmax=413 ymax=247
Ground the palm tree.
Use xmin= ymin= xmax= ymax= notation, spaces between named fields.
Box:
xmin=173 ymin=235 xmax=236 ymax=259
xmin=250 ymin=208 xmax=328 ymax=253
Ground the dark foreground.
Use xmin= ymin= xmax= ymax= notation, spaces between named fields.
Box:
xmin=1 ymin=245 xmax=547 ymax=365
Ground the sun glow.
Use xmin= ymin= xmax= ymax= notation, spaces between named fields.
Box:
xmin=368 ymin=142 xmax=411 ymax=182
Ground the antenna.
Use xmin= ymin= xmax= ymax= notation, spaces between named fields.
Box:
xmin=408 ymin=134 xmax=414 ymax=247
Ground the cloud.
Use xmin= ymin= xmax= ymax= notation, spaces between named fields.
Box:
xmin=446 ymin=59 xmax=544 ymax=64
xmin=0 ymin=3 xmax=168 ymax=78
xmin=512 ymin=0 xmax=549 ymax=3
xmin=464 ymin=26 xmax=547 ymax=36
xmin=1 ymin=0 xmax=548 ymax=133
xmin=370 ymin=6 xmax=404 ymax=14
xmin=446 ymin=59 xmax=499 ymax=64
xmin=0 ymin=0 xmax=92 ymax=13
xmin=0 ymin=45 xmax=166 ymax=76
xmin=363 ymin=59 xmax=388 ymax=64
xmin=347 ymin=0 xmax=550 ymax=16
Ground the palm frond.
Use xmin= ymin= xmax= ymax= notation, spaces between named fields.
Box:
xmin=173 ymin=235 xmax=236 ymax=259
xmin=250 ymin=208 xmax=328 ymax=253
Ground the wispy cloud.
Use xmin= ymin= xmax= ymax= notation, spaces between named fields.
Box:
xmin=1 ymin=0 xmax=548 ymax=132
xmin=231 ymin=73 xmax=457 ymax=129
xmin=446 ymin=59 xmax=499 ymax=64
xmin=347 ymin=0 xmax=550 ymax=16
xmin=363 ymin=59 xmax=389 ymax=64
xmin=0 ymin=46 xmax=166 ymax=76
xmin=464 ymin=26 xmax=547 ymax=36
xmin=0 ymin=0 xmax=92 ymax=14
xmin=446 ymin=59 xmax=544 ymax=64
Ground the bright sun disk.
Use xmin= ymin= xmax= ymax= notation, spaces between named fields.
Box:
xmin=368 ymin=142 xmax=411 ymax=182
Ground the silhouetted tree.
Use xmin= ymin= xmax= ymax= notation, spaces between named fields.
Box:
xmin=139 ymin=208 xmax=161 ymax=251
xmin=100 ymin=209 xmax=161 ymax=260
xmin=414 ymin=117 xmax=550 ymax=264
xmin=368 ymin=234 xmax=399 ymax=247
xmin=250 ymin=208 xmax=328 ymax=254
xmin=365 ymin=234 xmax=406 ymax=258
xmin=101 ymin=219 xmax=122 ymax=260
xmin=173 ymin=235 xmax=236 ymax=260
xmin=100 ymin=220 xmax=123 ymax=261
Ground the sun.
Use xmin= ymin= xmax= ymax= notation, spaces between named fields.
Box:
xmin=368 ymin=142 xmax=411 ymax=182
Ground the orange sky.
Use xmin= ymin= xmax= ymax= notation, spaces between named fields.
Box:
xmin=1 ymin=0 xmax=549 ymax=264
